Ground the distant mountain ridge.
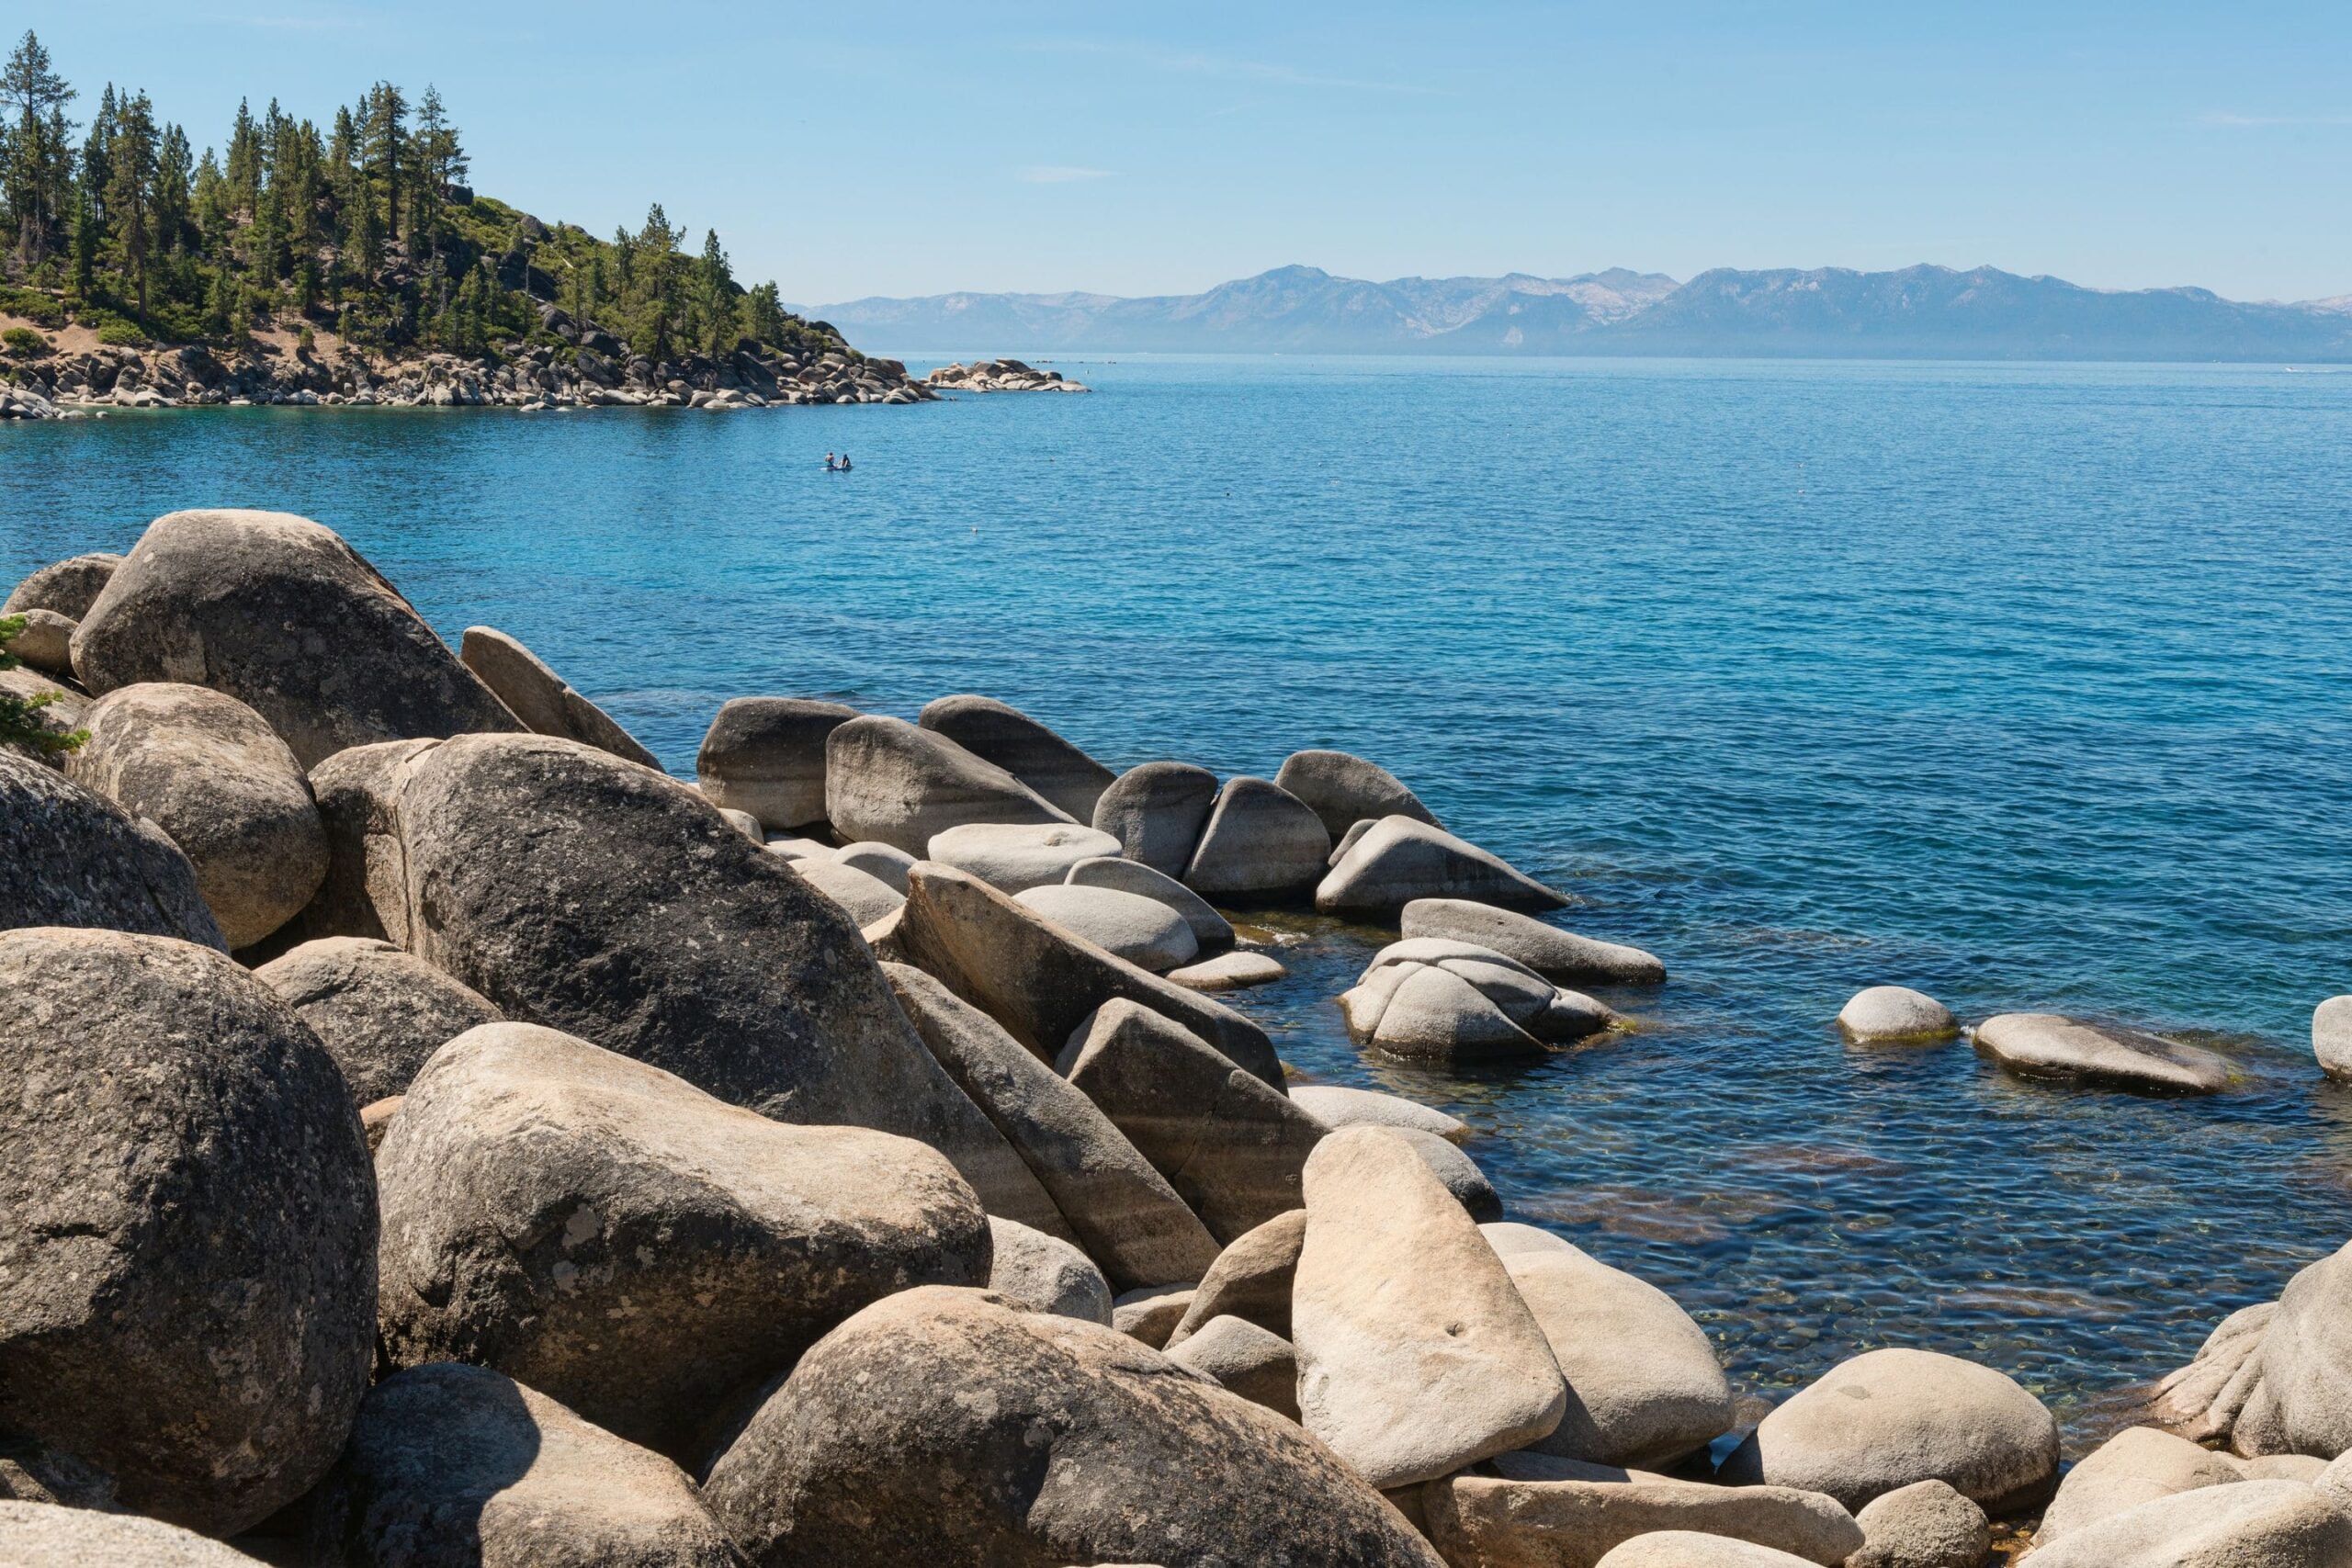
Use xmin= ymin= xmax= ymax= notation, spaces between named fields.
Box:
xmin=805 ymin=264 xmax=2352 ymax=361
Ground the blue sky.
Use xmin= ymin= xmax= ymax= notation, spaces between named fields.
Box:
xmin=15 ymin=1 xmax=2351 ymax=303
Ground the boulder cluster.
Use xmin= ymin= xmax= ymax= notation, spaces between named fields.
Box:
xmin=6 ymin=509 xmax=2351 ymax=1568
xmin=922 ymin=356 xmax=1091 ymax=393
xmin=0 ymin=314 xmax=933 ymax=419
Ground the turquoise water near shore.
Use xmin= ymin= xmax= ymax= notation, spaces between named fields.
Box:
xmin=9 ymin=355 xmax=2352 ymax=1446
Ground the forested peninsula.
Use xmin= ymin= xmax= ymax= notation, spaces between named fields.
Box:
xmin=0 ymin=31 xmax=926 ymax=416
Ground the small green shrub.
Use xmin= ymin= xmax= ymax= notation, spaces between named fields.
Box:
xmin=2 ymin=326 xmax=47 ymax=357
xmin=96 ymin=321 xmax=149 ymax=348
xmin=0 ymin=285 xmax=65 ymax=328
xmin=0 ymin=615 xmax=86 ymax=756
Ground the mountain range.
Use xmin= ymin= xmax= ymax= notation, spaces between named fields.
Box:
xmin=804 ymin=264 xmax=2352 ymax=361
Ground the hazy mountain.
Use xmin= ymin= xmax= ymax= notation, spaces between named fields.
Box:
xmin=805 ymin=264 xmax=2352 ymax=360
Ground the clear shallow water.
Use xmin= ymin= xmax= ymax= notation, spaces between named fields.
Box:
xmin=9 ymin=355 xmax=2352 ymax=1449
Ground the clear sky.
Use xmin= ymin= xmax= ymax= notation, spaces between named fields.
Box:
xmin=15 ymin=1 xmax=2351 ymax=304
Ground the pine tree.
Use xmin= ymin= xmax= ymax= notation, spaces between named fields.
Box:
xmin=2 ymin=30 xmax=77 ymax=268
xmin=104 ymin=89 xmax=157 ymax=320
xmin=365 ymin=82 xmax=406 ymax=243
xmin=223 ymin=97 xmax=260 ymax=212
xmin=697 ymin=227 xmax=735 ymax=356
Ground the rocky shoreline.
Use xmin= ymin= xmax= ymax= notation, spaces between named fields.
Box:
xmin=923 ymin=356 xmax=1091 ymax=393
xmin=6 ymin=513 xmax=2352 ymax=1566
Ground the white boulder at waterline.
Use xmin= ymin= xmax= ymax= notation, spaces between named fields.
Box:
xmin=1838 ymin=986 xmax=1960 ymax=1043
xmin=2317 ymin=995 xmax=2352 ymax=1082
xmin=1168 ymin=949 xmax=1288 ymax=990
xmin=1290 ymin=1082 xmax=1468 ymax=1143
xmin=1065 ymin=852 xmax=1235 ymax=950
xmin=1317 ymin=814 xmax=1568 ymax=915
xmin=1974 ymin=1012 xmax=2232 ymax=1094
xmin=1340 ymin=937 xmax=1613 ymax=1063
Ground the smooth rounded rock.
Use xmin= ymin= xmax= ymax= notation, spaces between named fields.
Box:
xmin=1848 ymin=1479 xmax=1990 ymax=1568
xmin=377 ymin=1021 xmax=991 ymax=1462
xmin=1294 ymin=1127 xmax=1566 ymax=1489
xmin=1167 ymin=1209 xmax=1306 ymax=1347
xmin=459 ymin=625 xmax=661 ymax=769
xmin=8 ymin=606 xmax=74 ymax=674
xmin=68 ymin=682 xmax=328 ymax=948
xmin=277 ymin=738 xmax=436 ymax=948
xmin=1593 ymin=1534 xmax=1821 ymax=1567
xmin=1091 ymin=760 xmax=1218 ymax=877
xmin=2018 ymin=1478 xmax=2352 ymax=1568
xmin=0 ymin=928 xmax=376 ymax=1536
xmin=0 ymin=661 xmax=89 ymax=755
xmin=1066 ymin=853 xmax=1235 ymax=949
xmin=1343 ymin=940 xmax=1612 ymax=1064
xmin=931 ymin=820 xmax=1124 ymax=894
xmin=0 ymin=1502 xmax=267 ymax=1564
xmin=789 ymin=854 xmax=905 ymax=926
xmin=1974 ymin=1012 xmax=2233 ymax=1095
xmin=2035 ymin=1425 xmax=2245 ymax=1546
xmin=1018 ymin=882 xmax=1200 ymax=970
xmin=2316 ymin=996 xmax=2352 ymax=1083
xmin=254 ymin=934 xmax=503 ymax=1103
xmin=70 ymin=510 xmax=520 ymax=768
xmin=827 ymin=714 xmax=1071 ymax=854
xmin=1403 ymin=898 xmax=1666 ymax=985
xmin=1292 ymin=1083 xmax=1468 ymax=1143
xmin=1718 ymin=1347 xmax=2060 ymax=1515
xmin=5 ymin=550 xmax=123 ymax=618
xmin=1182 ymin=775 xmax=1332 ymax=903
xmin=1397 ymin=1126 xmax=1503 ymax=1221
xmin=308 ymin=1362 xmax=742 ymax=1568
xmin=834 ymin=839 xmax=916 ymax=893
xmin=1838 ymin=986 xmax=1960 ymax=1043
xmin=2232 ymin=1236 xmax=2352 ymax=1459
xmin=1275 ymin=749 xmax=1439 ymax=841
xmin=1112 ymin=1282 xmax=1199 ymax=1348
xmin=1428 ymin=1458 xmax=1863 ymax=1568
xmin=1318 ymin=816 xmax=1567 ymax=916
xmin=701 ymin=1286 xmax=1444 ymax=1568
xmin=1165 ymin=1314 xmax=1300 ymax=1420
xmin=1167 ymin=949 xmax=1288 ymax=990
xmin=696 ymin=696 xmax=859 ymax=831
xmin=918 ymin=694 xmax=1116 ymax=822
xmin=0 ymin=748 xmax=223 ymax=946
xmin=987 ymin=1216 xmax=1115 ymax=1325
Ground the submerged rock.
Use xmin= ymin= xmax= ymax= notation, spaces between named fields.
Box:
xmin=826 ymin=714 xmax=1071 ymax=852
xmin=1092 ymin=759 xmax=1219 ymax=876
xmin=1402 ymin=897 xmax=1666 ymax=985
xmin=0 ymin=748 xmax=224 ymax=946
xmin=70 ymin=509 xmax=519 ymax=768
xmin=0 ymin=928 xmax=375 ymax=1536
xmin=1974 ymin=1012 xmax=2233 ymax=1094
xmin=459 ymin=624 xmax=661 ymax=770
xmin=1293 ymin=1127 xmax=1566 ymax=1489
xmin=1183 ymin=774 xmax=1332 ymax=902
xmin=376 ymin=1021 xmax=990 ymax=1462
xmin=2149 ymin=1301 xmax=2276 ymax=1445
xmin=309 ymin=1362 xmax=742 ymax=1568
xmin=1341 ymin=939 xmax=1611 ymax=1065
xmin=1718 ymin=1347 xmax=2060 ymax=1515
xmin=67 ymin=681 xmax=327 ymax=948
xmin=696 ymin=695 xmax=859 ymax=830
xmin=1317 ymin=816 xmax=1566 ymax=916
xmin=254 ymin=934 xmax=503 ymax=1103
xmin=919 ymin=693 xmax=1116 ymax=822
xmin=1837 ymin=986 xmax=1960 ymax=1043
xmin=701 ymin=1286 xmax=1443 ymax=1568
xmin=1167 ymin=949 xmax=1288 ymax=990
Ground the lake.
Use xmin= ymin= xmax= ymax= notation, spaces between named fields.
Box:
xmin=9 ymin=354 xmax=2352 ymax=1448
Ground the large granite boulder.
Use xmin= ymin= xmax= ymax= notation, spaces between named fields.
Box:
xmin=5 ymin=550 xmax=123 ymax=618
xmin=458 ymin=625 xmax=661 ymax=769
xmin=919 ymin=693 xmax=1116 ymax=822
xmin=279 ymin=739 xmax=438 ymax=946
xmin=1341 ymin=939 xmax=1611 ymax=1064
xmin=988 ymin=1216 xmax=1115 ymax=1325
xmin=928 ymin=820 xmax=1123 ymax=893
xmin=697 ymin=696 xmax=859 ymax=830
xmin=826 ymin=714 xmax=1071 ymax=852
xmin=1318 ymin=817 xmax=1566 ymax=916
xmin=2034 ymin=1426 xmax=2245 ymax=1546
xmin=2232 ymin=1238 xmax=2352 ymax=1458
xmin=1017 ymin=883 xmax=1199 ymax=970
xmin=702 ymin=1285 xmax=1445 ymax=1568
xmin=896 ymin=861 xmax=1284 ymax=1087
xmin=390 ymin=734 xmax=1024 ymax=1189
xmin=2016 ymin=1479 xmax=2352 ymax=1568
xmin=0 ymin=661 xmax=89 ymax=756
xmin=1424 ymin=1457 xmax=1863 ymax=1568
xmin=1061 ymin=999 xmax=1330 ymax=1243
xmin=1183 ymin=775 xmax=1332 ymax=903
xmin=1092 ymin=760 xmax=1219 ymax=876
xmin=2317 ymin=996 xmax=2352 ymax=1083
xmin=1274 ymin=749 xmax=1439 ymax=841
xmin=254 ymin=935 xmax=503 ymax=1103
xmin=1492 ymin=1224 xmax=1736 ymax=1467
xmin=1293 ymin=1128 xmax=1566 ymax=1488
xmin=1067 ymin=853 xmax=1234 ymax=949
xmin=376 ymin=1021 xmax=991 ymax=1462
xmin=1973 ymin=1013 xmax=2233 ymax=1095
xmin=1718 ymin=1348 xmax=2060 ymax=1515
xmin=2148 ymin=1301 xmax=2275 ymax=1445
xmin=1165 ymin=1314 xmax=1300 ymax=1419
xmin=884 ymin=963 xmax=1220 ymax=1290
xmin=0 ymin=1502 xmax=268 ymax=1564
xmin=1848 ymin=1479 xmax=1989 ymax=1568
xmin=1402 ymin=898 xmax=1666 ymax=985
xmin=0 ymin=928 xmax=376 ymax=1535
xmin=70 ymin=510 xmax=520 ymax=767
xmin=67 ymin=682 xmax=327 ymax=947
xmin=0 ymin=749 xmax=223 ymax=945
xmin=309 ymin=1363 xmax=742 ymax=1568
xmin=1168 ymin=1208 xmax=1306 ymax=1346
xmin=1837 ymin=986 xmax=1960 ymax=1043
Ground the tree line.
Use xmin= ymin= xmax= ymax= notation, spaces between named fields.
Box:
xmin=0 ymin=30 xmax=824 ymax=364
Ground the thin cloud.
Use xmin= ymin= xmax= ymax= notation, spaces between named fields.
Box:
xmin=1029 ymin=38 xmax=1435 ymax=96
xmin=1017 ymin=165 xmax=1113 ymax=184
xmin=2199 ymin=110 xmax=2352 ymax=128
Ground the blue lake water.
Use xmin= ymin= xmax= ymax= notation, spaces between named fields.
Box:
xmin=8 ymin=355 xmax=2352 ymax=1448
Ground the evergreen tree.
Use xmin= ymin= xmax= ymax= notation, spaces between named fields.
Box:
xmin=697 ymin=227 xmax=734 ymax=355
xmin=104 ymin=89 xmax=157 ymax=319
xmin=1 ymin=30 xmax=76 ymax=268
xmin=365 ymin=81 xmax=406 ymax=242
